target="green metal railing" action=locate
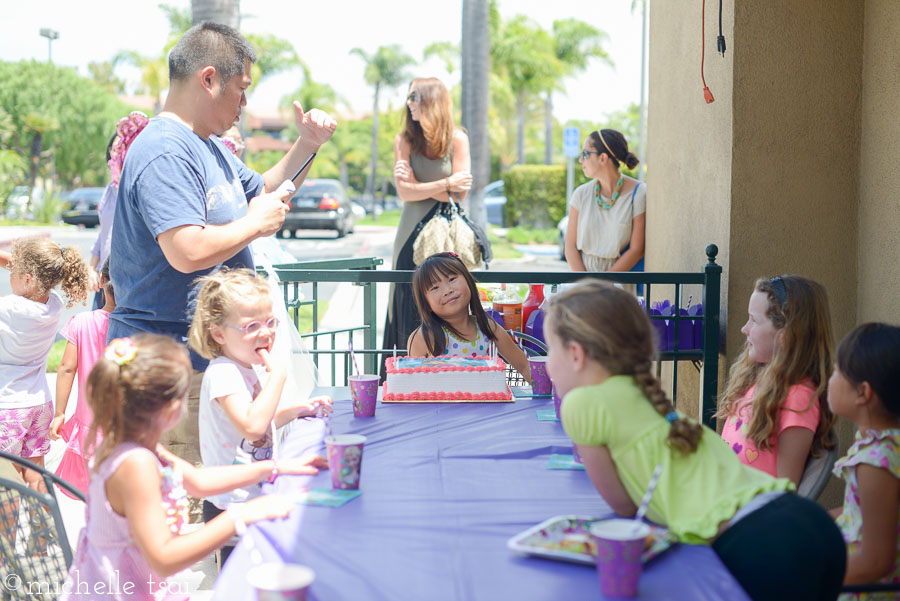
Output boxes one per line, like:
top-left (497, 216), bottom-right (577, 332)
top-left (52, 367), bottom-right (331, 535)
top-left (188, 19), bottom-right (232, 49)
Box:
top-left (264, 245), bottom-right (723, 427)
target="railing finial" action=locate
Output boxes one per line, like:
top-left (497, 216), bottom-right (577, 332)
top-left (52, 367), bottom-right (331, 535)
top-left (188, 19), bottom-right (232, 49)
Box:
top-left (705, 244), bottom-right (719, 265)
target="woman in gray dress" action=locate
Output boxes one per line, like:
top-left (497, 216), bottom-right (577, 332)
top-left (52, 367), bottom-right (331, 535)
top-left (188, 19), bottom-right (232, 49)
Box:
top-left (382, 77), bottom-right (472, 366)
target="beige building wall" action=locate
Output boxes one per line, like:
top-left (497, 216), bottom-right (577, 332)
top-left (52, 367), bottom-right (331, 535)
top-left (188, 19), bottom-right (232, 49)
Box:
top-left (858, 0), bottom-right (900, 323)
top-left (648, 0), bottom-right (868, 507)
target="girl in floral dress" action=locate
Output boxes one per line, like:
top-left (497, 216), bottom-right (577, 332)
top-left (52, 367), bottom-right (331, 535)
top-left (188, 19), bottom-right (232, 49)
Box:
top-left (60, 335), bottom-right (323, 600)
top-left (829, 323), bottom-right (900, 599)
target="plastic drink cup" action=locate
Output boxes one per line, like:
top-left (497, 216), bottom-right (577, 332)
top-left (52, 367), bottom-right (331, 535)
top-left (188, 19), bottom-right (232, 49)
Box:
top-left (589, 519), bottom-right (650, 598)
top-left (553, 386), bottom-right (563, 420)
top-left (529, 356), bottom-right (552, 396)
top-left (325, 434), bottom-right (367, 490)
top-left (349, 374), bottom-right (379, 417)
top-left (246, 562), bottom-right (315, 601)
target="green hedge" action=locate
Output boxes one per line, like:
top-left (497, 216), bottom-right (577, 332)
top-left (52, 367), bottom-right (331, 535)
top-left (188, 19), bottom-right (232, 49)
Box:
top-left (502, 165), bottom-right (589, 229)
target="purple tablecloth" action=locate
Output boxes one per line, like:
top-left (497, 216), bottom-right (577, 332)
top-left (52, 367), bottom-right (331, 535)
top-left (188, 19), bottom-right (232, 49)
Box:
top-left (212, 388), bottom-right (750, 601)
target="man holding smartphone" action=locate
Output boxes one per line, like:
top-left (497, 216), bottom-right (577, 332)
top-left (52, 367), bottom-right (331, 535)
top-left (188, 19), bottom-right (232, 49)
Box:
top-left (108, 21), bottom-right (336, 481)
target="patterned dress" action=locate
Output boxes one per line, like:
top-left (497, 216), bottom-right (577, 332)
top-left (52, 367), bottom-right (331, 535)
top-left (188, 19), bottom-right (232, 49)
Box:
top-left (61, 442), bottom-right (190, 601)
top-left (833, 429), bottom-right (900, 600)
top-left (441, 318), bottom-right (491, 358)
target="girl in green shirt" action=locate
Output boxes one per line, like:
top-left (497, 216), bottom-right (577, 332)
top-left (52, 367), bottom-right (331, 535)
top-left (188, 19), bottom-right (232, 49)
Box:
top-left (545, 280), bottom-right (845, 601)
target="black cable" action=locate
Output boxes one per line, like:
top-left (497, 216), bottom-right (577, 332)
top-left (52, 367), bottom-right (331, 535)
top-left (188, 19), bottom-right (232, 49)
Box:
top-left (717, 0), bottom-right (727, 56)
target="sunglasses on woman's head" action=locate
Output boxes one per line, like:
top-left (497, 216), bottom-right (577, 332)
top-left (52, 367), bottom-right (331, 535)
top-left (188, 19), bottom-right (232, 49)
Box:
top-left (224, 316), bottom-right (279, 335)
top-left (581, 149), bottom-right (601, 160)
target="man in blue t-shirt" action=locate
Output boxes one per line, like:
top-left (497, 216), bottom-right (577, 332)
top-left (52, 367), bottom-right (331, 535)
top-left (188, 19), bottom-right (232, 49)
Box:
top-left (108, 22), bottom-right (336, 468)
top-left (109, 22), bottom-right (336, 364)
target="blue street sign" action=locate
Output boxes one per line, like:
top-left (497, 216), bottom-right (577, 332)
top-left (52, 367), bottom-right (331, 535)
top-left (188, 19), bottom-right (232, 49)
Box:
top-left (563, 126), bottom-right (581, 158)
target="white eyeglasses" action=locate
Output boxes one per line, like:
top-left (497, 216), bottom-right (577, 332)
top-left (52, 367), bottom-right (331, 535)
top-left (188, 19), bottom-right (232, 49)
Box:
top-left (224, 317), bottom-right (279, 335)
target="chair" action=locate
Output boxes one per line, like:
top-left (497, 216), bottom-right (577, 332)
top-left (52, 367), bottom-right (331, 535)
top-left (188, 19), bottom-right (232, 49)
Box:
top-left (0, 450), bottom-right (84, 600)
top-left (796, 429), bottom-right (840, 500)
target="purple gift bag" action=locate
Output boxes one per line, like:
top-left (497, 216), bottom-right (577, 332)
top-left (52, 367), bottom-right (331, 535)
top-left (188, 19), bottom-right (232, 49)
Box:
top-left (524, 309), bottom-right (546, 353)
top-left (674, 308), bottom-right (696, 350)
top-left (651, 300), bottom-right (673, 351)
top-left (690, 303), bottom-right (704, 350)
top-left (486, 309), bottom-right (504, 328)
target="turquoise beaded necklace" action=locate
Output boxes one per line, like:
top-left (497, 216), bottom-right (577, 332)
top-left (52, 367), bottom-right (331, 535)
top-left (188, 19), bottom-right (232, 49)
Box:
top-left (594, 174), bottom-right (624, 210)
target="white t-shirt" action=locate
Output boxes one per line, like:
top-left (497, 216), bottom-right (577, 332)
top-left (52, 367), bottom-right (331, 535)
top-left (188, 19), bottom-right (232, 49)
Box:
top-left (0, 290), bottom-right (63, 408)
top-left (198, 356), bottom-right (273, 508)
top-left (570, 180), bottom-right (646, 262)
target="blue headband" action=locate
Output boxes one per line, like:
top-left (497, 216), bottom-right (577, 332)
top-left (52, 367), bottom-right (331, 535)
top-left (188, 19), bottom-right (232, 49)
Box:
top-left (770, 276), bottom-right (787, 305)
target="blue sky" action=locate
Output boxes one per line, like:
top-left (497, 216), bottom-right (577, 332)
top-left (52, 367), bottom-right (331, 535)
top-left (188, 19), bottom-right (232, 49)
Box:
top-left (0, 0), bottom-right (643, 123)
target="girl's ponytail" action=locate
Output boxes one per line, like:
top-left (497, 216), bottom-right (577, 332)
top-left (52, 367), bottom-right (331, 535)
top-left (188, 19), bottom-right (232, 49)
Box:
top-left (60, 245), bottom-right (89, 307)
top-left (85, 355), bottom-right (126, 468)
top-left (633, 360), bottom-right (702, 454)
top-left (86, 335), bottom-right (192, 469)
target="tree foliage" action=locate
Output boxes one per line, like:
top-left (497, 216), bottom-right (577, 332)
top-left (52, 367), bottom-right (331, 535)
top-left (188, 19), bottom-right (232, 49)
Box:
top-left (0, 60), bottom-right (132, 190)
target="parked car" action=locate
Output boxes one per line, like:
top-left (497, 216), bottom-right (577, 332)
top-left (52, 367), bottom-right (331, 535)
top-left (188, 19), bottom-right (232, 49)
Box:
top-left (61, 186), bottom-right (106, 227)
top-left (557, 215), bottom-right (568, 261)
top-left (280, 178), bottom-right (356, 238)
top-left (351, 201), bottom-right (367, 220)
top-left (483, 180), bottom-right (507, 227)
top-left (3, 185), bottom-right (42, 220)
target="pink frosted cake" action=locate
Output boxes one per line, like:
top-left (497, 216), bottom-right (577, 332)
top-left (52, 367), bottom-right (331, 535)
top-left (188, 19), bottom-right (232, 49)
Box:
top-left (383, 356), bottom-right (512, 402)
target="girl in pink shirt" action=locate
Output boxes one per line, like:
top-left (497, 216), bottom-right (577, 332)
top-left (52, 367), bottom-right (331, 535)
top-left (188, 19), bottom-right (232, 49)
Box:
top-left (50, 258), bottom-right (115, 497)
top-left (717, 275), bottom-right (836, 486)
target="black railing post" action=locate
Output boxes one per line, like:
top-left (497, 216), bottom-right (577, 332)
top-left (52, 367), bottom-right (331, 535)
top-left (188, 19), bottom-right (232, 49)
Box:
top-left (701, 244), bottom-right (722, 429)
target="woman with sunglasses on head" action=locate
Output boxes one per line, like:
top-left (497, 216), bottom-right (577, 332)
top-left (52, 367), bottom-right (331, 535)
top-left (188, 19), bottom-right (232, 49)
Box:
top-left (382, 77), bottom-right (472, 368)
top-left (565, 129), bottom-right (645, 277)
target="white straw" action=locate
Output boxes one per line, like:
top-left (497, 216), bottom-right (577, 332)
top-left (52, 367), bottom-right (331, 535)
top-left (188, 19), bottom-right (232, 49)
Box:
top-left (633, 463), bottom-right (663, 527)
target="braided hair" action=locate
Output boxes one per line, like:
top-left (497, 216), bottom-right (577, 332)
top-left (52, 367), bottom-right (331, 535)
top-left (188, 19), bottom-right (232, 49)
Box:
top-left (86, 334), bottom-right (192, 469)
top-left (547, 280), bottom-right (702, 454)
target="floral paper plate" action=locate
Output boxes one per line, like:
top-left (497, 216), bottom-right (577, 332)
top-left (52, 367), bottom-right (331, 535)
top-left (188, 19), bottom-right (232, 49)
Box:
top-left (507, 515), bottom-right (676, 565)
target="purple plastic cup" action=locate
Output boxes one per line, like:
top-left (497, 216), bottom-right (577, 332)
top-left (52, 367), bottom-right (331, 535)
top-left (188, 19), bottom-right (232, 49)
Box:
top-left (325, 434), bottom-right (367, 490)
top-left (529, 356), bottom-right (552, 396)
top-left (589, 519), bottom-right (650, 598)
top-left (246, 562), bottom-right (315, 601)
top-left (553, 386), bottom-right (563, 420)
top-left (349, 374), bottom-right (379, 417)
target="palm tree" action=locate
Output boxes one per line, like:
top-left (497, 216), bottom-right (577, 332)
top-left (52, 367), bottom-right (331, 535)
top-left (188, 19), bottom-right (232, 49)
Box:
top-left (245, 33), bottom-right (306, 95)
top-left (544, 19), bottom-right (610, 164)
top-left (190, 0), bottom-right (240, 28)
top-left (461, 0), bottom-right (491, 228)
top-left (350, 45), bottom-right (415, 210)
top-left (112, 50), bottom-right (169, 113)
top-left (492, 16), bottom-right (560, 165)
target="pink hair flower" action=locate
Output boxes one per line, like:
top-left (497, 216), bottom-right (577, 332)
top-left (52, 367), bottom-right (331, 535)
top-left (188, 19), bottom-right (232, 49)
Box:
top-left (108, 111), bottom-right (150, 186)
top-left (105, 338), bottom-right (138, 366)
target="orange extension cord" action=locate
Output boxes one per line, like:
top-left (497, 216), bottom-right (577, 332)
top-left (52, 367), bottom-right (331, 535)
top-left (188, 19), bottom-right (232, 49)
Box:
top-left (701, 0), bottom-right (715, 103)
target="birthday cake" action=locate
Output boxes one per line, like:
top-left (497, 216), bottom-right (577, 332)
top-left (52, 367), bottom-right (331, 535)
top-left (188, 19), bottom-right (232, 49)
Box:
top-left (383, 356), bottom-right (512, 402)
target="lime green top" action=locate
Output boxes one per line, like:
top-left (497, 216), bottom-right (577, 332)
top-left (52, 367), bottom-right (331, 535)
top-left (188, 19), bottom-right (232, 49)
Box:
top-left (561, 375), bottom-right (793, 544)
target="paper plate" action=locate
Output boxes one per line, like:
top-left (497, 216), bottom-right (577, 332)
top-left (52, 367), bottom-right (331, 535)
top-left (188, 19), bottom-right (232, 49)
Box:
top-left (507, 515), bottom-right (676, 565)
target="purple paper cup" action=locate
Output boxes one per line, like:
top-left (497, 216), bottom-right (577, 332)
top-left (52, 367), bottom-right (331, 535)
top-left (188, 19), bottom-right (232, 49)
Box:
top-left (247, 562), bottom-right (315, 601)
top-left (572, 442), bottom-right (583, 464)
top-left (325, 434), bottom-right (367, 490)
top-left (553, 386), bottom-right (563, 420)
top-left (529, 356), bottom-right (552, 396)
top-left (349, 374), bottom-right (380, 417)
top-left (589, 519), bottom-right (650, 599)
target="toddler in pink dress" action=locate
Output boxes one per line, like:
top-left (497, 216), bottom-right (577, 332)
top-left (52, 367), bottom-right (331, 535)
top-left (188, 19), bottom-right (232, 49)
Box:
top-left (50, 259), bottom-right (115, 497)
top-left (60, 335), bottom-right (324, 599)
